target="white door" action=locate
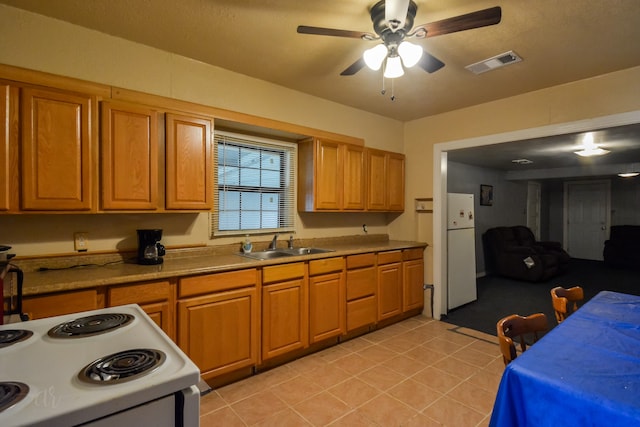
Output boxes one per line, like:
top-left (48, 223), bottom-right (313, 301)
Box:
top-left (564, 180), bottom-right (610, 260)
top-left (527, 181), bottom-right (541, 240)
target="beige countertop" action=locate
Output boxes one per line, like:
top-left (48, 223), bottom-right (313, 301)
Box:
top-left (20, 239), bottom-right (427, 296)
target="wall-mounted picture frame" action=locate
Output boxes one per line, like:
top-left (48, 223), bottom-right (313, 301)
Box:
top-left (480, 184), bottom-right (494, 206)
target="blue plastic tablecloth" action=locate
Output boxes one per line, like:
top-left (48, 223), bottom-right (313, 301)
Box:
top-left (489, 291), bottom-right (640, 427)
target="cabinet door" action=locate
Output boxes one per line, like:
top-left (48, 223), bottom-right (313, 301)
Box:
top-left (366, 148), bottom-right (387, 210)
top-left (403, 258), bottom-right (424, 312)
top-left (178, 287), bottom-right (258, 380)
top-left (378, 262), bottom-right (403, 321)
top-left (309, 271), bottom-right (345, 343)
top-left (101, 101), bottom-right (158, 210)
top-left (343, 144), bottom-right (366, 210)
top-left (314, 139), bottom-right (342, 210)
top-left (388, 152), bottom-right (405, 211)
top-left (107, 280), bottom-right (174, 340)
top-left (0, 84), bottom-right (9, 211)
top-left (21, 88), bottom-right (94, 211)
top-left (262, 278), bottom-right (308, 360)
top-left (165, 114), bottom-right (212, 210)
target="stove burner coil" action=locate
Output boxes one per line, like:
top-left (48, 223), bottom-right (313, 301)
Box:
top-left (0, 329), bottom-right (33, 348)
top-left (0, 382), bottom-right (29, 413)
top-left (48, 313), bottom-right (134, 338)
top-left (78, 349), bottom-right (166, 384)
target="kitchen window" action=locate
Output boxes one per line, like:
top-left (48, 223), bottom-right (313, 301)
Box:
top-left (212, 131), bottom-right (296, 237)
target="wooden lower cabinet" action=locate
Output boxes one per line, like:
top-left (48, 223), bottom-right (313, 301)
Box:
top-left (177, 269), bottom-right (259, 381)
top-left (403, 248), bottom-right (425, 312)
top-left (345, 253), bottom-right (377, 331)
top-left (107, 280), bottom-right (174, 340)
top-left (308, 257), bottom-right (345, 343)
top-left (261, 263), bottom-right (308, 360)
top-left (22, 289), bottom-right (101, 320)
top-left (377, 251), bottom-right (403, 321)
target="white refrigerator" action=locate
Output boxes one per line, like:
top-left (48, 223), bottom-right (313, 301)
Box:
top-left (447, 193), bottom-right (477, 310)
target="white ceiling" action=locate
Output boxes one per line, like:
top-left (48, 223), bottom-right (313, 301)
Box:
top-left (3, 0), bottom-right (640, 177)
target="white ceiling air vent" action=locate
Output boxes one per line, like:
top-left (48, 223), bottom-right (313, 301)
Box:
top-left (465, 50), bottom-right (522, 75)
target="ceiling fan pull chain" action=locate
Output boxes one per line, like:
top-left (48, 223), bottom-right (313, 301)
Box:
top-left (381, 64), bottom-right (387, 95)
top-left (390, 78), bottom-right (396, 101)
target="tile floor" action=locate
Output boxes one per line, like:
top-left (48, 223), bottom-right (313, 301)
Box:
top-left (199, 315), bottom-right (504, 426)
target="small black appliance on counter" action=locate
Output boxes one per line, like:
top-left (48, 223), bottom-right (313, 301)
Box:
top-left (136, 229), bottom-right (166, 265)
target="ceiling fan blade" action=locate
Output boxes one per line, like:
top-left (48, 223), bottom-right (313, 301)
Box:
top-left (417, 51), bottom-right (445, 73)
top-left (297, 25), bottom-right (375, 40)
top-left (385, 0), bottom-right (411, 29)
top-left (340, 58), bottom-right (367, 76)
top-left (414, 6), bottom-right (502, 38)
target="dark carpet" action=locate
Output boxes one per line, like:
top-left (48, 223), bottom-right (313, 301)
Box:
top-left (442, 259), bottom-right (640, 336)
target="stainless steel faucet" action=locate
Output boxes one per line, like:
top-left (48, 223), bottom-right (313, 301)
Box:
top-left (268, 234), bottom-right (278, 250)
top-left (288, 235), bottom-right (294, 249)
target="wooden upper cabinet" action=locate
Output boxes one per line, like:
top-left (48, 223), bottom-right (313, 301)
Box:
top-left (165, 113), bottom-right (212, 210)
top-left (366, 148), bottom-right (387, 211)
top-left (388, 152), bottom-right (405, 211)
top-left (298, 137), bottom-right (365, 211)
top-left (366, 148), bottom-right (405, 212)
top-left (0, 84), bottom-right (10, 211)
top-left (343, 144), bottom-right (366, 210)
top-left (313, 138), bottom-right (342, 210)
top-left (21, 87), bottom-right (94, 211)
top-left (101, 101), bottom-right (158, 210)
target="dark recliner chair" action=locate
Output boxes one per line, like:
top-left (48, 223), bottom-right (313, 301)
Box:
top-left (603, 225), bottom-right (640, 269)
top-left (483, 226), bottom-right (570, 282)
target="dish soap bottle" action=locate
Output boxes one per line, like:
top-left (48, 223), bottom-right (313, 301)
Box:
top-left (242, 235), bottom-right (252, 254)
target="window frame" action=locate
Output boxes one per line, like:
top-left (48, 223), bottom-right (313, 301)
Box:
top-left (211, 130), bottom-right (297, 237)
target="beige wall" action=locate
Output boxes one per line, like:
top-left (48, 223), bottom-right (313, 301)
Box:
top-left (0, 5), bottom-right (403, 256)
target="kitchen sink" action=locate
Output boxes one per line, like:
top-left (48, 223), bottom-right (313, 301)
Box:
top-left (277, 247), bottom-right (335, 256)
top-left (239, 247), bottom-right (334, 260)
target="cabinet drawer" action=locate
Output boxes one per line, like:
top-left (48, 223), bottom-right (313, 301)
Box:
top-left (346, 267), bottom-right (376, 300)
top-left (347, 296), bottom-right (376, 331)
top-left (179, 269), bottom-right (257, 298)
top-left (23, 289), bottom-right (100, 320)
top-left (346, 253), bottom-right (376, 269)
top-left (309, 257), bottom-right (344, 276)
top-left (109, 281), bottom-right (171, 305)
top-left (403, 248), bottom-right (424, 261)
top-left (378, 250), bottom-right (402, 265)
top-left (262, 262), bottom-right (305, 284)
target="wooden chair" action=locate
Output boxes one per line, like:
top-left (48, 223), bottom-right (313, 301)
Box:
top-left (550, 286), bottom-right (584, 323)
top-left (497, 313), bottom-right (548, 366)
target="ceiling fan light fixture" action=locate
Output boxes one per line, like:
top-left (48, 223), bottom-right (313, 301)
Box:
top-left (384, 56), bottom-right (404, 78)
top-left (363, 44), bottom-right (388, 70)
top-left (398, 41), bottom-right (422, 68)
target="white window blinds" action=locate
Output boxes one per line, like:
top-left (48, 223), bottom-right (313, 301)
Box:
top-left (212, 131), bottom-right (296, 237)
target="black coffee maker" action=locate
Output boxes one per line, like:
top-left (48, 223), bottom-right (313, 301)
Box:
top-left (136, 229), bottom-right (166, 265)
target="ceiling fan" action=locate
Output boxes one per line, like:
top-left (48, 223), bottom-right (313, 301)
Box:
top-left (297, 0), bottom-right (502, 78)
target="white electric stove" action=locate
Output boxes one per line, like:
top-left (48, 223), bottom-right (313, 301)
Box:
top-left (0, 304), bottom-right (200, 427)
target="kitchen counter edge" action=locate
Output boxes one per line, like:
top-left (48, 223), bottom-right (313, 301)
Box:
top-left (21, 241), bottom-right (427, 296)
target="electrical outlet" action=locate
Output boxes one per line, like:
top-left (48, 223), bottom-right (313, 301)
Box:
top-left (74, 232), bottom-right (89, 252)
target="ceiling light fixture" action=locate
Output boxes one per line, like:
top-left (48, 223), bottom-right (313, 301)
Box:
top-left (574, 132), bottom-right (610, 157)
top-left (511, 159), bottom-right (533, 165)
top-left (364, 40), bottom-right (423, 78)
top-left (618, 172), bottom-right (640, 178)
